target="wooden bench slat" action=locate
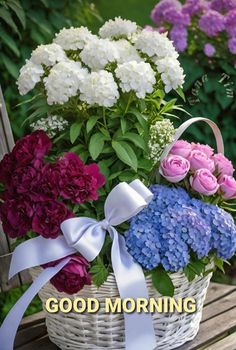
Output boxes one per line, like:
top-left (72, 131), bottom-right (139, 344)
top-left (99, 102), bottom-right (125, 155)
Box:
top-left (16, 335), bottom-right (58, 350)
top-left (15, 323), bottom-right (47, 348)
top-left (204, 333), bottom-right (236, 350)
top-left (204, 282), bottom-right (236, 305)
top-left (202, 289), bottom-right (236, 322)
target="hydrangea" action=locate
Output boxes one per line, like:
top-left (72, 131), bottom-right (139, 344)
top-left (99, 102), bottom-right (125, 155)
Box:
top-left (135, 29), bottom-right (178, 59)
top-left (17, 60), bottom-right (44, 95)
top-left (80, 38), bottom-right (119, 70)
top-left (115, 61), bottom-right (156, 99)
top-left (113, 39), bottom-right (142, 63)
top-left (30, 115), bottom-right (69, 137)
top-left (79, 70), bottom-right (119, 107)
top-left (170, 25), bottom-right (188, 52)
top-left (154, 57), bottom-right (185, 92)
top-left (148, 119), bottom-right (175, 163)
top-left (199, 10), bottom-right (225, 37)
top-left (125, 185), bottom-right (236, 272)
top-left (204, 43), bottom-right (216, 57)
top-left (53, 26), bottom-right (96, 50)
top-left (99, 17), bottom-right (137, 39)
top-left (30, 43), bottom-right (67, 66)
top-left (44, 61), bottom-right (88, 105)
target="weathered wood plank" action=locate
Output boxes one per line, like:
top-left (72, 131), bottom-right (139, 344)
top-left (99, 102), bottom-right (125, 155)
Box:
top-left (204, 333), bottom-right (236, 350)
top-left (16, 335), bottom-right (58, 350)
top-left (204, 282), bottom-right (236, 305)
top-left (202, 289), bottom-right (236, 322)
top-left (179, 306), bottom-right (236, 349)
top-left (19, 311), bottom-right (45, 329)
top-left (15, 323), bottom-right (47, 348)
top-left (0, 85), bottom-right (15, 154)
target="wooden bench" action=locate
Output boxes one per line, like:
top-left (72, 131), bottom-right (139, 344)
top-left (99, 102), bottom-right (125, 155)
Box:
top-left (1, 86), bottom-right (236, 350)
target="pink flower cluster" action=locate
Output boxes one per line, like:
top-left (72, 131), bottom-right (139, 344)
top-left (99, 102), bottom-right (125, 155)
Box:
top-left (160, 140), bottom-right (236, 198)
top-left (0, 130), bottom-right (105, 239)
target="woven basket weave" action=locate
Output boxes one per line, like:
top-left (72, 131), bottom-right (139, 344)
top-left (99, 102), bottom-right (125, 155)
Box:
top-left (30, 267), bottom-right (211, 350)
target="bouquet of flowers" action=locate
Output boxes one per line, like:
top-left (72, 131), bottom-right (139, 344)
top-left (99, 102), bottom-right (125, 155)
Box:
top-left (149, 0), bottom-right (236, 64)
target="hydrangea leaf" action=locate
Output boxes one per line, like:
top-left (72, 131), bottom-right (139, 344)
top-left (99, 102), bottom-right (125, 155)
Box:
top-left (112, 140), bottom-right (138, 171)
top-left (70, 122), bottom-right (83, 144)
top-left (89, 132), bottom-right (105, 160)
top-left (151, 268), bottom-right (174, 297)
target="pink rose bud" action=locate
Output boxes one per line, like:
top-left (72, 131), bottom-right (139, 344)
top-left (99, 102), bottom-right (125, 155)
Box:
top-left (170, 140), bottom-right (192, 158)
top-left (191, 143), bottom-right (214, 157)
top-left (219, 175), bottom-right (236, 199)
top-left (190, 169), bottom-right (219, 196)
top-left (160, 155), bottom-right (190, 183)
top-left (188, 150), bottom-right (215, 172)
top-left (213, 153), bottom-right (235, 176)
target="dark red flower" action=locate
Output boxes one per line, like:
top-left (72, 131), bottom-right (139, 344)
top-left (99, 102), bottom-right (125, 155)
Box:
top-left (32, 201), bottom-right (74, 239)
top-left (43, 255), bottom-right (91, 294)
top-left (12, 130), bottom-right (52, 168)
top-left (0, 153), bottom-right (16, 186)
top-left (0, 197), bottom-right (34, 238)
top-left (57, 152), bottom-right (105, 203)
top-left (11, 165), bottom-right (39, 195)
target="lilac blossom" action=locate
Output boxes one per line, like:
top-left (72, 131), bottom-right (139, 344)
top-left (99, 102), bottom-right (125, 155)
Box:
top-left (170, 25), bottom-right (188, 52)
top-left (204, 43), bottom-right (216, 57)
top-left (199, 10), bottom-right (225, 37)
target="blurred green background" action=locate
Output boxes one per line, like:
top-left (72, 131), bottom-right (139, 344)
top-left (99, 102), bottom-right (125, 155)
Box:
top-left (0, 0), bottom-right (235, 322)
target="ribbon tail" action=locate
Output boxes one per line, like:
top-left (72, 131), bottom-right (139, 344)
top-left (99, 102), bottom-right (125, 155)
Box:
top-left (0, 258), bottom-right (71, 350)
top-left (110, 227), bottom-right (156, 350)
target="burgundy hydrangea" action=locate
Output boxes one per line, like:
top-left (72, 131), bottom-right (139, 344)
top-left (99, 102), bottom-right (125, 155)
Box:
top-left (0, 197), bottom-right (34, 238)
top-left (57, 152), bottom-right (105, 203)
top-left (12, 130), bottom-right (52, 168)
top-left (32, 201), bottom-right (74, 239)
top-left (43, 255), bottom-right (92, 294)
top-left (170, 25), bottom-right (188, 52)
top-left (199, 10), bottom-right (225, 37)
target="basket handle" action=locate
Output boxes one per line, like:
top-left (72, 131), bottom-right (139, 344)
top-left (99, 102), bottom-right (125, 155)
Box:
top-left (160, 117), bottom-right (224, 162)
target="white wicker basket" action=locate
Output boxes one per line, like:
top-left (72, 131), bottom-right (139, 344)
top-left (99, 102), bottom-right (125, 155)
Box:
top-left (30, 267), bottom-right (211, 350)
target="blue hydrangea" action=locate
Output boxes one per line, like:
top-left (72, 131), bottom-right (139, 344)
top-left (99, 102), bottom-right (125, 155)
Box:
top-left (125, 185), bottom-right (236, 272)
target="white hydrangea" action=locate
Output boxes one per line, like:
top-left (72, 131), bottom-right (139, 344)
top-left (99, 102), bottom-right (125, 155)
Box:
top-left (30, 115), bottom-right (69, 137)
top-left (80, 70), bottom-right (119, 107)
top-left (115, 61), bottom-right (156, 99)
top-left (53, 26), bottom-right (96, 50)
top-left (44, 61), bottom-right (88, 105)
top-left (80, 38), bottom-right (119, 70)
top-left (30, 43), bottom-right (67, 67)
top-left (135, 29), bottom-right (178, 59)
top-left (17, 60), bottom-right (44, 95)
top-left (154, 57), bottom-right (185, 93)
top-left (148, 119), bottom-right (175, 162)
top-left (99, 17), bottom-right (137, 39)
top-left (113, 39), bottom-right (142, 64)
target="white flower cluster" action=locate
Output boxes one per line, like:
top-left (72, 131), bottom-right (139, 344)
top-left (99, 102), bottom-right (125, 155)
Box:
top-left (148, 119), bottom-right (175, 163)
top-left (99, 17), bottom-right (137, 39)
top-left (115, 61), bottom-right (156, 98)
top-left (30, 115), bottom-right (68, 137)
top-left (17, 18), bottom-right (185, 106)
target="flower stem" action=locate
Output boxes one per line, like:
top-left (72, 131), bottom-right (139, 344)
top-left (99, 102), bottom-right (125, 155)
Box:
top-left (103, 107), bottom-right (107, 128)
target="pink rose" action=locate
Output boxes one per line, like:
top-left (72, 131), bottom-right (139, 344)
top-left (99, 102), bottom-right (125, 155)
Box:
top-left (188, 150), bottom-right (215, 172)
top-left (213, 153), bottom-right (234, 176)
top-left (190, 169), bottom-right (219, 196)
top-left (58, 152), bottom-right (105, 203)
top-left (43, 255), bottom-right (91, 294)
top-left (191, 143), bottom-right (214, 157)
top-left (0, 197), bottom-right (34, 238)
top-left (170, 140), bottom-right (192, 158)
top-left (32, 201), bottom-right (74, 239)
top-left (12, 130), bottom-right (52, 168)
top-left (219, 175), bottom-right (236, 199)
top-left (160, 155), bottom-right (190, 183)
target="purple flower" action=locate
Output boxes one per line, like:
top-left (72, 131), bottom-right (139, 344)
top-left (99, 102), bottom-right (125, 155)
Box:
top-left (183, 0), bottom-right (209, 15)
top-left (204, 43), bottom-right (216, 57)
top-left (199, 10), bottom-right (225, 37)
top-left (211, 0), bottom-right (236, 11)
top-left (170, 25), bottom-right (188, 52)
top-left (228, 37), bottom-right (236, 54)
top-left (151, 0), bottom-right (182, 25)
top-left (164, 8), bottom-right (190, 26)
top-left (225, 10), bottom-right (236, 37)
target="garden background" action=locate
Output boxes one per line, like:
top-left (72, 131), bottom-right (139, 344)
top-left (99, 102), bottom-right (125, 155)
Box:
top-left (0, 0), bottom-right (236, 321)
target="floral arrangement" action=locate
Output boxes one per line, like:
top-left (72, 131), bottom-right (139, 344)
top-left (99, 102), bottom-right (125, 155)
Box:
top-left (0, 131), bottom-right (105, 294)
top-left (126, 138), bottom-right (236, 295)
top-left (149, 0), bottom-right (236, 63)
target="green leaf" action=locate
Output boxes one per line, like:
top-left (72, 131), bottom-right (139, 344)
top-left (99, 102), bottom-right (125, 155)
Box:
top-left (86, 116), bottom-right (99, 133)
top-left (112, 141), bottom-right (138, 171)
top-left (152, 268), bottom-right (174, 297)
top-left (0, 27), bottom-right (20, 56)
top-left (121, 118), bottom-right (127, 134)
top-left (90, 257), bottom-right (109, 287)
top-left (176, 87), bottom-right (186, 102)
top-left (138, 158), bottom-right (153, 171)
top-left (119, 170), bottom-right (137, 182)
top-left (183, 266), bottom-right (196, 282)
top-left (89, 133), bottom-right (105, 160)
top-left (120, 132), bottom-right (147, 151)
top-left (0, 7), bottom-right (19, 34)
top-left (129, 109), bottom-right (148, 131)
top-left (70, 122), bottom-right (82, 144)
top-left (98, 160), bottom-right (110, 180)
top-left (188, 260), bottom-right (205, 276)
top-left (214, 256), bottom-right (225, 273)
top-left (7, 0), bottom-right (26, 28)
top-left (1, 54), bottom-right (18, 78)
